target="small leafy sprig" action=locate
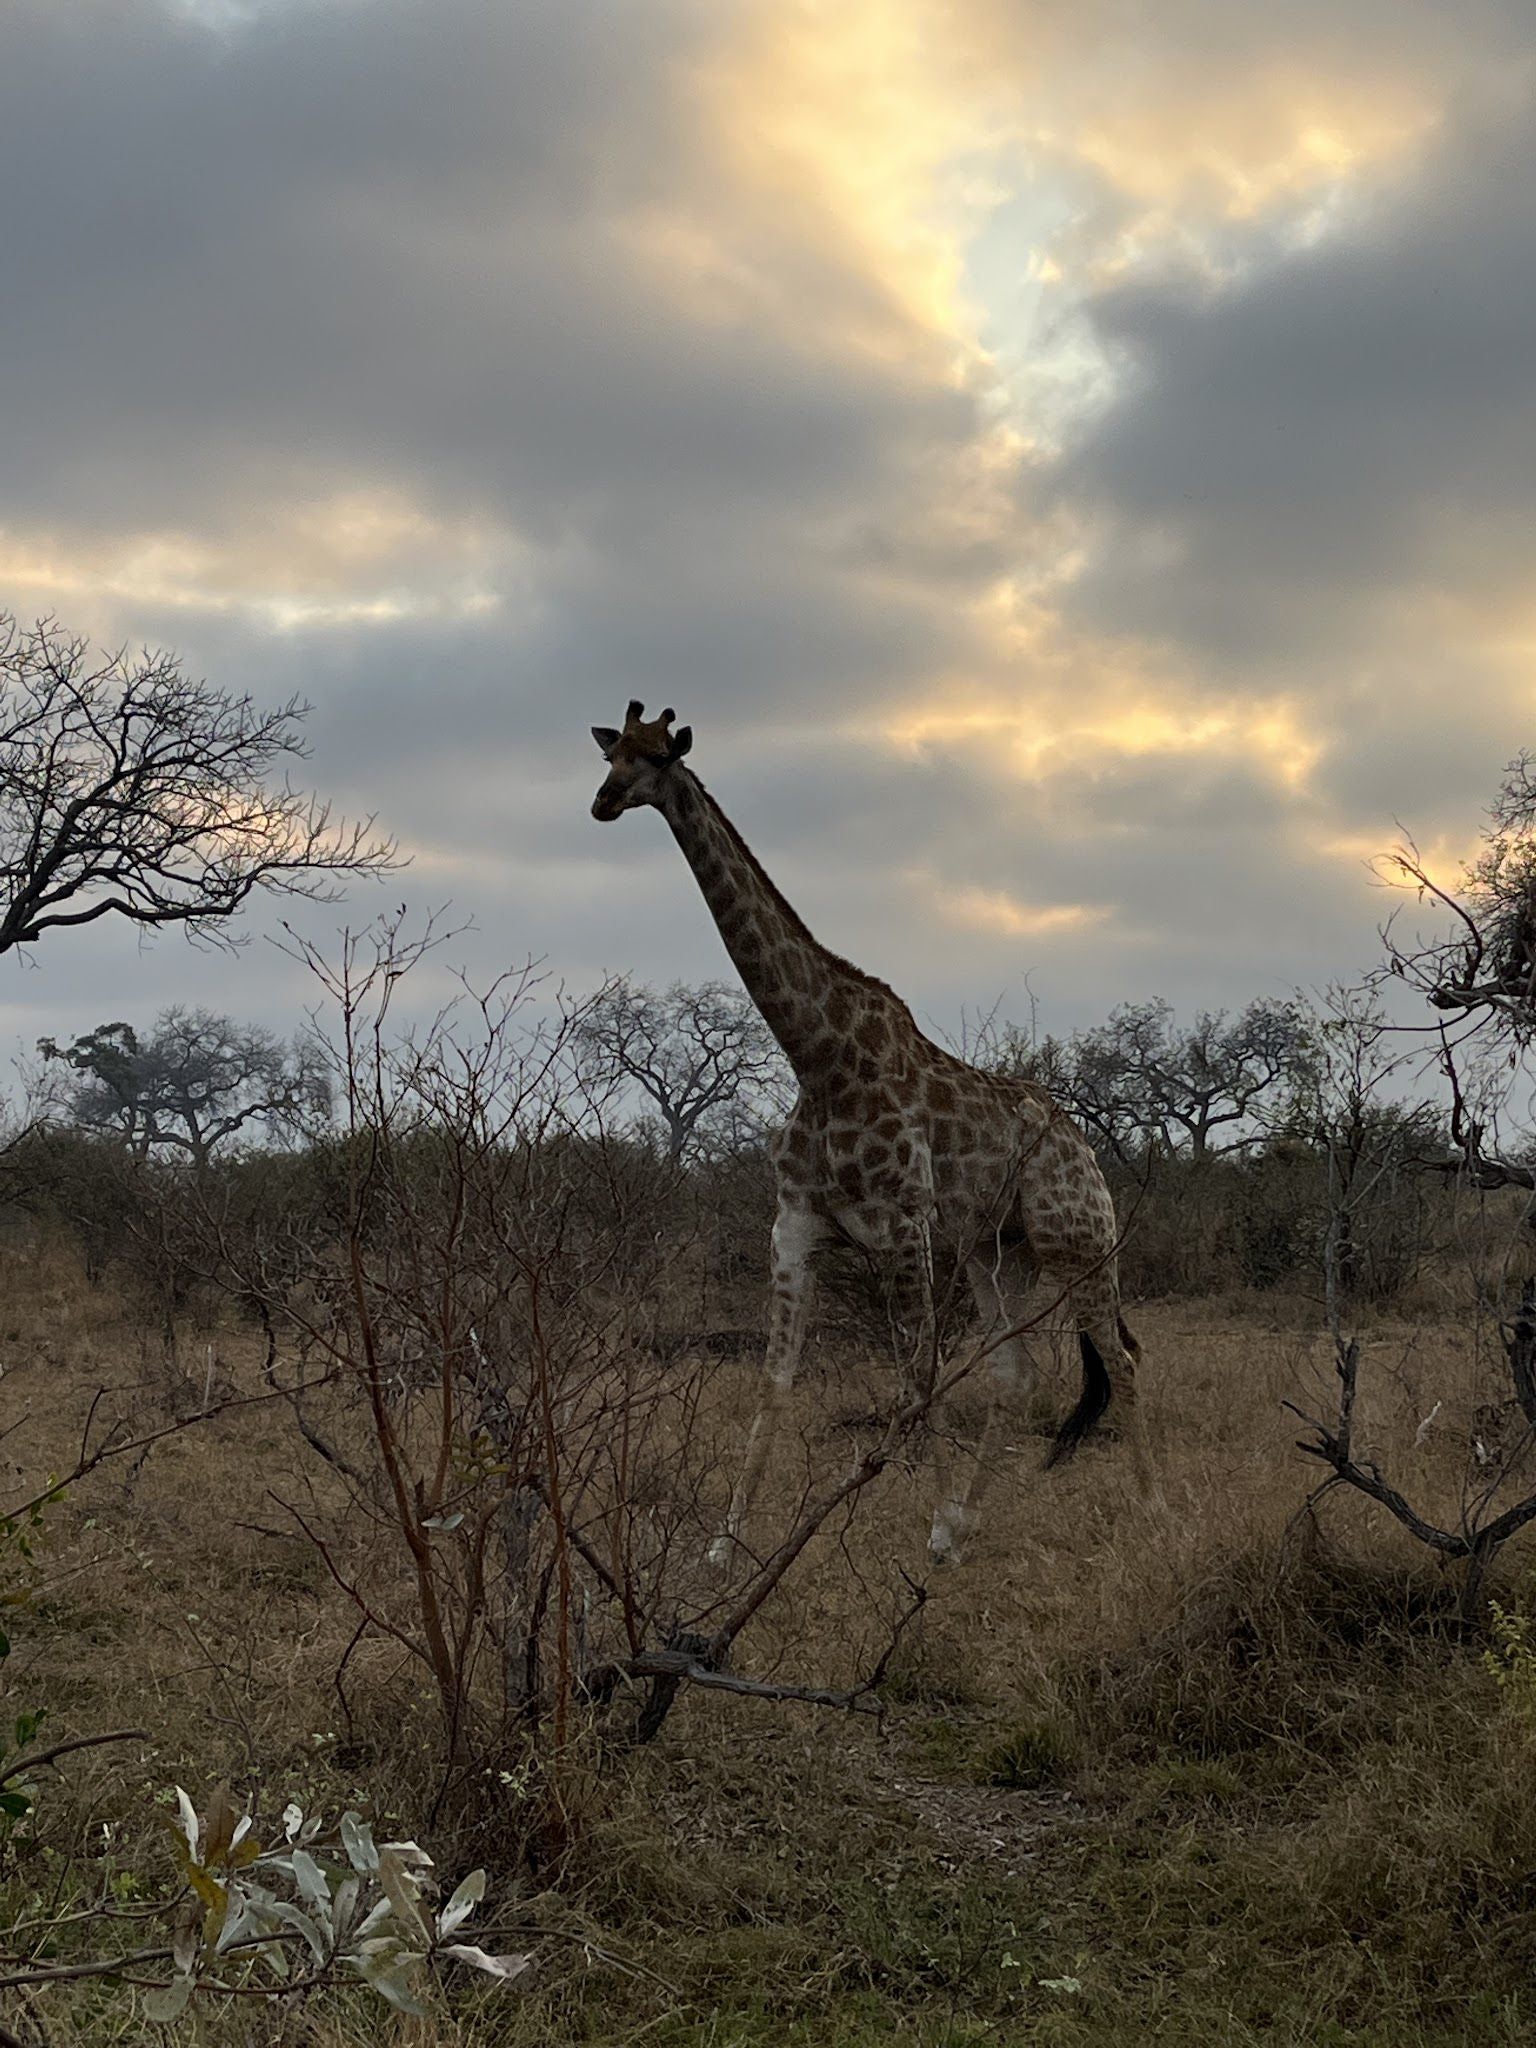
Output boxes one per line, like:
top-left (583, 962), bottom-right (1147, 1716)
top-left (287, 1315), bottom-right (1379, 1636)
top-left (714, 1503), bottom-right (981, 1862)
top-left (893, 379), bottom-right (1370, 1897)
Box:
top-left (0, 1487), bottom-right (58, 1830)
top-left (1484, 1600), bottom-right (1536, 1731)
top-left (147, 1787), bottom-right (531, 2021)
top-left (0, 1709), bottom-right (45, 1824)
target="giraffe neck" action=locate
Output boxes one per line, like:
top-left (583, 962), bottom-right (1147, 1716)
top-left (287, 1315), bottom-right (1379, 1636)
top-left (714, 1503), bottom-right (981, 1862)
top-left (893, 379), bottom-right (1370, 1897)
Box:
top-left (657, 770), bottom-right (859, 1078)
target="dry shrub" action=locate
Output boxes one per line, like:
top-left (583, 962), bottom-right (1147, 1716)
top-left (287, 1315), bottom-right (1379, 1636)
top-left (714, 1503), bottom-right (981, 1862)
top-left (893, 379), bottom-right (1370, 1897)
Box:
top-left (1066, 1528), bottom-right (1464, 1771)
top-left (14, 1066), bottom-right (1536, 2041)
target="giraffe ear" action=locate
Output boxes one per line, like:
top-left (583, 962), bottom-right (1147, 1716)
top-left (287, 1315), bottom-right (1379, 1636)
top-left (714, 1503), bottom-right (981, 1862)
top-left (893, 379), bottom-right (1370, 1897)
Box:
top-left (669, 725), bottom-right (693, 761)
top-left (591, 726), bottom-right (621, 754)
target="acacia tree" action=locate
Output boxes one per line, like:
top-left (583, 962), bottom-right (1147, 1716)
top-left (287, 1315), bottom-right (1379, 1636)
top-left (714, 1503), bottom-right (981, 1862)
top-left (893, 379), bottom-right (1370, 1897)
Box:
top-left (0, 615), bottom-right (393, 960)
top-left (1067, 996), bottom-right (1314, 1159)
top-left (39, 1008), bottom-right (329, 1169)
top-left (575, 978), bottom-right (791, 1161)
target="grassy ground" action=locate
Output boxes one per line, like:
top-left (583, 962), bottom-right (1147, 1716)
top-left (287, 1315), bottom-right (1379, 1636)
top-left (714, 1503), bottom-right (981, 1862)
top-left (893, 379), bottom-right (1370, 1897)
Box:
top-left (4, 1239), bottom-right (1536, 2045)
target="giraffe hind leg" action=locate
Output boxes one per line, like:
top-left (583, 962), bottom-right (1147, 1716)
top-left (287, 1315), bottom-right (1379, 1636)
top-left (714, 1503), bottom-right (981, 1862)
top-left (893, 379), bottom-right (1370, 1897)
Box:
top-left (929, 1247), bottom-right (1038, 1566)
top-left (1050, 1288), bottom-right (1152, 1492)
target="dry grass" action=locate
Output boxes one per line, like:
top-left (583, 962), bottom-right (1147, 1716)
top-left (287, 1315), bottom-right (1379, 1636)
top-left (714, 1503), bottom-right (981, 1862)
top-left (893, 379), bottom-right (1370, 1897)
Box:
top-left (5, 1233), bottom-right (1536, 2045)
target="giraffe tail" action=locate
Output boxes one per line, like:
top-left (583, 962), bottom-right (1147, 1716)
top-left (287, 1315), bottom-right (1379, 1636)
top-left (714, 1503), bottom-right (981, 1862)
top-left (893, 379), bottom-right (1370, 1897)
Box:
top-left (1045, 1330), bottom-right (1113, 1468)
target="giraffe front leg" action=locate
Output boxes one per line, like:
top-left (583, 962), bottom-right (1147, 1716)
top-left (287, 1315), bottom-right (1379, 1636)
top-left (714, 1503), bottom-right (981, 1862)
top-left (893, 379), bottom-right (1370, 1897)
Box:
top-left (929, 1246), bottom-right (1039, 1567)
top-left (707, 1203), bottom-right (826, 1570)
top-left (882, 1213), bottom-right (938, 1411)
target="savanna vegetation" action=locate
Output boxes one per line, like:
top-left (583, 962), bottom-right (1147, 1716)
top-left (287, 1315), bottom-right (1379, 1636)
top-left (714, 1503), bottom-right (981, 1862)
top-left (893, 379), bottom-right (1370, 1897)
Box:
top-left (6, 621), bottom-right (1536, 2046)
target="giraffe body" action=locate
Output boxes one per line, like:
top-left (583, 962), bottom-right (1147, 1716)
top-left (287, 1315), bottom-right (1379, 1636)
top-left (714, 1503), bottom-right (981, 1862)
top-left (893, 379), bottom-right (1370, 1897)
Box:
top-left (589, 704), bottom-right (1140, 1566)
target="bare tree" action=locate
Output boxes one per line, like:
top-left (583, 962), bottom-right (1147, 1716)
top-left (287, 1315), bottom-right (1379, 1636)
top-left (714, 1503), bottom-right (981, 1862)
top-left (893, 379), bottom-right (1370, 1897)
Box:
top-left (1381, 754), bottom-right (1536, 1201)
top-left (172, 925), bottom-right (929, 1796)
top-left (952, 1002), bottom-right (1076, 1099)
top-left (1066, 997), bottom-right (1313, 1160)
top-left (1289, 776), bottom-right (1536, 1618)
top-left (575, 977), bottom-right (791, 1161)
top-left (0, 615), bottom-right (394, 960)
top-left (1289, 986), bottom-right (1441, 1299)
top-left (1389, 754), bottom-right (1536, 1040)
top-left (39, 1007), bottom-right (329, 1169)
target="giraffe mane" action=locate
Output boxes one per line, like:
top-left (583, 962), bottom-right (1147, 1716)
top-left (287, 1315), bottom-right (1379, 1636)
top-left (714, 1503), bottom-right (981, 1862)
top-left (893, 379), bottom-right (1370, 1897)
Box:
top-left (685, 767), bottom-right (919, 1020)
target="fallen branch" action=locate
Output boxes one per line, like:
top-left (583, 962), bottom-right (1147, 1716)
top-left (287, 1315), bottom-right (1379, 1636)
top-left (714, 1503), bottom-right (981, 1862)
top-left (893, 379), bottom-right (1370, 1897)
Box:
top-left (628, 1647), bottom-right (885, 1716)
top-left (0, 1728), bottom-right (147, 1787)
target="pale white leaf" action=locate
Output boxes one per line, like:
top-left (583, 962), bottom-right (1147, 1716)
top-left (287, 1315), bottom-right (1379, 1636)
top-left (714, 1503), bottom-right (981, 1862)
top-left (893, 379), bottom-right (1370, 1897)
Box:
top-left (263, 1897), bottom-right (331, 1962)
top-left (217, 1895), bottom-right (248, 1954)
top-left (340, 1810), bottom-right (377, 1874)
top-left (350, 1942), bottom-right (430, 2016)
top-left (143, 1974), bottom-right (193, 2023)
top-left (381, 1837), bottom-right (434, 1869)
top-left (281, 1801), bottom-right (303, 1842)
top-left (171, 1912), bottom-right (199, 1975)
top-left (258, 1938), bottom-right (289, 1980)
top-left (351, 1895), bottom-right (396, 1944)
top-left (173, 1786), bottom-right (200, 1857)
top-left (436, 1867), bottom-right (486, 1938)
top-left (442, 1942), bottom-right (534, 1983)
top-left (289, 1847), bottom-right (331, 1913)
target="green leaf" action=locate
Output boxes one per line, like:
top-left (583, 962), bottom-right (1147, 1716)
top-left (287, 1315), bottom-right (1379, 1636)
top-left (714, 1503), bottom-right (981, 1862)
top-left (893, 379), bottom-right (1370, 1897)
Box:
top-left (377, 1846), bottom-right (431, 1944)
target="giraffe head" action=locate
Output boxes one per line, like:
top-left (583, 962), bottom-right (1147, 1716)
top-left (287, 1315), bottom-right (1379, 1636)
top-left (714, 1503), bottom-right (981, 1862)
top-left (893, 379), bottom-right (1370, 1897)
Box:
top-left (590, 700), bottom-right (693, 821)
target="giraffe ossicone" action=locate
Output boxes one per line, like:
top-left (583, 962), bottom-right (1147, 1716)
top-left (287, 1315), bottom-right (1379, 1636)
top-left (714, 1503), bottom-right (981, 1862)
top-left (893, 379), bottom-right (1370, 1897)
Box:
top-left (589, 704), bottom-right (1143, 1568)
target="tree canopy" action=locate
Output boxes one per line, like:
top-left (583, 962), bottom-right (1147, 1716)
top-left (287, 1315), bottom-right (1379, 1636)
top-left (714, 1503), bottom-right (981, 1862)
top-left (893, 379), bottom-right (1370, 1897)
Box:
top-left (0, 615), bottom-right (394, 961)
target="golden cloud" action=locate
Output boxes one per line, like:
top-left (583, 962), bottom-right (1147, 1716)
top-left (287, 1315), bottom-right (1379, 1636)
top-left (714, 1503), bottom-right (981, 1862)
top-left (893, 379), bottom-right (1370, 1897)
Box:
top-left (0, 489), bottom-right (527, 632)
top-left (921, 878), bottom-right (1111, 939)
top-left (686, 0), bottom-right (1443, 390)
top-left (889, 690), bottom-right (1323, 791)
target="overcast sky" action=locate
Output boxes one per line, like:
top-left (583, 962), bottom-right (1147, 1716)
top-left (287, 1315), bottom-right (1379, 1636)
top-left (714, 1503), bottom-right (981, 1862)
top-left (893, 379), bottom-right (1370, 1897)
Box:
top-left (3, 0), bottom-right (1531, 1058)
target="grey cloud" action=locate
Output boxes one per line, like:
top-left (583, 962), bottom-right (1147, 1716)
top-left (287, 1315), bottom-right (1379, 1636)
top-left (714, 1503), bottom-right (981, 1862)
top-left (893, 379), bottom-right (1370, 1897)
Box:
top-left (1, 0), bottom-right (1527, 1064)
top-left (1056, 102), bottom-right (1536, 663)
top-left (1, 0), bottom-right (962, 543)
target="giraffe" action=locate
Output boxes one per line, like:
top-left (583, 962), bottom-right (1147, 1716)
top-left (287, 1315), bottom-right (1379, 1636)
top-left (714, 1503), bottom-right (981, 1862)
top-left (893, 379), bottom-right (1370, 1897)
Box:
top-left (589, 702), bottom-right (1142, 1566)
